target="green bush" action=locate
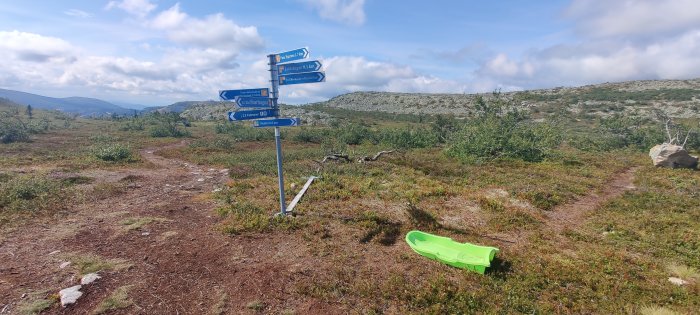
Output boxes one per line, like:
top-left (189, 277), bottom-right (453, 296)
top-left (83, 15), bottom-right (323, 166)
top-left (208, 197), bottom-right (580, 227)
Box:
top-left (147, 112), bottom-right (190, 138)
top-left (0, 175), bottom-right (63, 212)
top-left (119, 118), bottom-right (145, 131)
top-left (149, 123), bottom-right (190, 138)
top-left (215, 123), bottom-right (274, 141)
top-left (0, 110), bottom-right (30, 143)
top-left (568, 114), bottom-right (665, 152)
top-left (292, 127), bottom-right (331, 143)
top-left (380, 128), bottom-right (440, 149)
top-left (446, 95), bottom-right (561, 163)
top-left (92, 143), bottom-right (134, 162)
top-left (336, 123), bottom-right (378, 145)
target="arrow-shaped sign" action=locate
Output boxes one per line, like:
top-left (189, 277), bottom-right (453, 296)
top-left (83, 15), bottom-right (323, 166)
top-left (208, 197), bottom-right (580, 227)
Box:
top-left (220, 88), bottom-right (269, 100)
top-left (279, 72), bottom-right (325, 86)
top-left (254, 118), bottom-right (300, 128)
top-left (274, 48), bottom-right (309, 64)
top-left (228, 109), bottom-right (278, 121)
top-left (278, 60), bottom-right (322, 75)
top-left (235, 97), bottom-right (273, 108)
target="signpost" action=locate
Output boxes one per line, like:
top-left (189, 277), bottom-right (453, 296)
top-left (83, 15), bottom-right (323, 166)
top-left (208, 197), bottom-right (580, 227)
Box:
top-left (234, 97), bottom-right (272, 108)
top-left (254, 118), bottom-right (300, 128)
top-left (220, 46), bottom-right (325, 216)
top-left (219, 88), bottom-right (269, 100)
top-left (278, 60), bottom-right (322, 75)
top-left (227, 109), bottom-right (278, 121)
top-left (273, 47), bottom-right (309, 63)
top-left (279, 72), bottom-right (326, 86)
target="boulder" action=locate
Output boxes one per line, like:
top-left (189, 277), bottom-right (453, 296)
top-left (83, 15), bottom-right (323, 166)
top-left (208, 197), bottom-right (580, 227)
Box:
top-left (649, 144), bottom-right (698, 169)
top-left (59, 285), bottom-right (83, 307)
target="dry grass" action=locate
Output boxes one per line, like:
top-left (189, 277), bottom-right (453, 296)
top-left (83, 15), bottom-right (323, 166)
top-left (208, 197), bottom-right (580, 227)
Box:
top-left (66, 253), bottom-right (131, 275)
top-left (93, 285), bottom-right (133, 314)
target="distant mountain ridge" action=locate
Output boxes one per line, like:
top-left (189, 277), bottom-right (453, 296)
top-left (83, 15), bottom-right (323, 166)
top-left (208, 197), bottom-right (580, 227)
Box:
top-left (0, 89), bottom-right (132, 117)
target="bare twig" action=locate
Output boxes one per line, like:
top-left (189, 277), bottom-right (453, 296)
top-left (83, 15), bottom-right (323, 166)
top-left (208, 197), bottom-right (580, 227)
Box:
top-left (665, 119), bottom-right (674, 144)
top-left (357, 150), bottom-right (395, 163)
top-left (681, 129), bottom-right (693, 148)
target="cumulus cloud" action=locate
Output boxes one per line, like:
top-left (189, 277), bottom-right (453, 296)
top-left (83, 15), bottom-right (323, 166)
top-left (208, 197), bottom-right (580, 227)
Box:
top-left (151, 4), bottom-right (264, 51)
top-left (280, 56), bottom-right (468, 103)
top-left (0, 31), bottom-right (76, 63)
top-left (301, 0), bottom-right (366, 26)
top-left (566, 0), bottom-right (700, 40)
top-left (474, 0), bottom-right (700, 90)
top-left (0, 30), bottom-right (253, 101)
top-left (106, 0), bottom-right (156, 18)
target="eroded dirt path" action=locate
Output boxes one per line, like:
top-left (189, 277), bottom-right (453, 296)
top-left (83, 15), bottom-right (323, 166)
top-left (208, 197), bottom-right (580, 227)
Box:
top-left (545, 167), bottom-right (638, 233)
top-left (484, 167), bottom-right (639, 248)
top-left (0, 141), bottom-right (347, 314)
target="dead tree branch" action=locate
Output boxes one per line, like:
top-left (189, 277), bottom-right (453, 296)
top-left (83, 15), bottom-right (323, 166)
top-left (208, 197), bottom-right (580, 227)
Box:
top-left (357, 150), bottom-right (395, 163)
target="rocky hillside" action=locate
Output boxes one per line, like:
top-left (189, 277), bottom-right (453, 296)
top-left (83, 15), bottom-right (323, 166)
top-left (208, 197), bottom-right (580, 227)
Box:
top-left (179, 102), bottom-right (333, 125)
top-left (318, 79), bottom-right (700, 118)
top-left (156, 78), bottom-right (700, 122)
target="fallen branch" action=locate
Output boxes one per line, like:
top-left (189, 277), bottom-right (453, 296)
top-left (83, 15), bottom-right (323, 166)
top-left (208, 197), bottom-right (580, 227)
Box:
top-left (317, 153), bottom-right (351, 164)
top-left (357, 150), bottom-right (395, 163)
top-left (313, 150), bottom-right (395, 172)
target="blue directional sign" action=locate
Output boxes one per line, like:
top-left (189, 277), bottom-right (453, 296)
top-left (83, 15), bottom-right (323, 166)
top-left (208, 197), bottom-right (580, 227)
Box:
top-left (279, 72), bottom-right (325, 86)
top-left (274, 48), bottom-right (309, 64)
top-left (228, 109), bottom-right (278, 121)
top-left (254, 118), bottom-right (300, 128)
top-left (278, 60), bottom-right (322, 75)
top-left (220, 88), bottom-right (269, 100)
top-left (235, 97), bottom-right (272, 108)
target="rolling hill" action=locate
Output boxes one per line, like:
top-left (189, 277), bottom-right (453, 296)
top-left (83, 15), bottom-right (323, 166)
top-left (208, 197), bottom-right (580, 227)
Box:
top-left (0, 89), bottom-right (132, 117)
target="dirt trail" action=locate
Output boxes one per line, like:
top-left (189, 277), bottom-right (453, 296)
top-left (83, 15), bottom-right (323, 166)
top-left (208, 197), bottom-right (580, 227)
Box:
top-left (0, 141), bottom-right (344, 314)
top-left (485, 167), bottom-right (639, 247)
top-left (545, 167), bottom-right (638, 232)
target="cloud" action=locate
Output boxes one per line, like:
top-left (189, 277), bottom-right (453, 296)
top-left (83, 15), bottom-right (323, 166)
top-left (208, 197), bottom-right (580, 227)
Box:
top-left (301, 0), bottom-right (366, 26)
top-left (106, 0), bottom-right (156, 18)
top-left (472, 0), bottom-right (700, 90)
top-left (64, 9), bottom-right (92, 18)
top-left (151, 4), bottom-right (264, 51)
top-left (280, 56), bottom-right (469, 103)
top-left (477, 30), bottom-right (700, 89)
top-left (566, 0), bottom-right (700, 40)
top-left (0, 30), bottom-right (76, 63)
top-left (0, 30), bottom-right (252, 101)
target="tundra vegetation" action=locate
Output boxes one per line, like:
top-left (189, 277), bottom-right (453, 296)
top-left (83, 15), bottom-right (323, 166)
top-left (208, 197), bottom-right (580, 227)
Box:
top-left (1, 90), bottom-right (698, 314)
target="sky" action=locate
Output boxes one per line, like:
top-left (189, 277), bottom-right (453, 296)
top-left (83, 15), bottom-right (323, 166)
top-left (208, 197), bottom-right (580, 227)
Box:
top-left (1, 0), bottom-right (700, 107)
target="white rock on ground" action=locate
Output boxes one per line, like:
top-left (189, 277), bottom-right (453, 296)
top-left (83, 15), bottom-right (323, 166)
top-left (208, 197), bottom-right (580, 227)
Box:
top-left (81, 273), bottom-right (101, 285)
top-left (59, 261), bottom-right (71, 269)
top-left (649, 144), bottom-right (699, 169)
top-left (59, 285), bottom-right (83, 307)
top-left (668, 277), bottom-right (689, 286)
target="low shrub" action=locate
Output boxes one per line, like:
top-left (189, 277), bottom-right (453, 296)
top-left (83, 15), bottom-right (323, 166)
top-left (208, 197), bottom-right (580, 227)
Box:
top-left (0, 175), bottom-right (63, 212)
top-left (92, 143), bottom-right (134, 162)
top-left (446, 95), bottom-right (561, 163)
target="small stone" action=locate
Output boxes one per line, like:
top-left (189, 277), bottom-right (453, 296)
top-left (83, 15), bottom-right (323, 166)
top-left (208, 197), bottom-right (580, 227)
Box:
top-left (141, 232), bottom-right (150, 236)
top-left (197, 178), bottom-right (205, 182)
top-left (59, 261), bottom-right (71, 269)
top-left (213, 188), bottom-right (222, 193)
top-left (59, 285), bottom-right (83, 306)
top-left (668, 277), bottom-right (688, 286)
top-left (147, 151), bottom-right (153, 154)
top-left (81, 273), bottom-right (101, 285)
top-left (208, 168), bottom-right (216, 172)
top-left (48, 250), bottom-right (61, 255)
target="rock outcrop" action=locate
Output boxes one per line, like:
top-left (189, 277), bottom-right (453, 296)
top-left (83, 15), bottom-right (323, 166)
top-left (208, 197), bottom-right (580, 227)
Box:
top-left (649, 144), bottom-right (698, 169)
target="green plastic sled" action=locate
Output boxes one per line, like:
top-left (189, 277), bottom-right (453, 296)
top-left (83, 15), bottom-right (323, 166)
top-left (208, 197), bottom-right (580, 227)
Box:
top-left (405, 230), bottom-right (499, 274)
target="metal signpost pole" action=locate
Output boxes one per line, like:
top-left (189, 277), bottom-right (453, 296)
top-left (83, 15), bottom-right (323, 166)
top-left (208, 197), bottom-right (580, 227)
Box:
top-left (268, 54), bottom-right (286, 216)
